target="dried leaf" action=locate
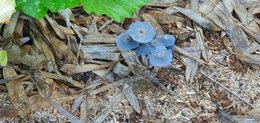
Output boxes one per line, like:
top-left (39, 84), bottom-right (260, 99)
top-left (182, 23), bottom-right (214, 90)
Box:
top-left (13, 19), bottom-right (24, 39)
top-left (33, 74), bottom-right (54, 98)
top-left (45, 15), bottom-right (66, 39)
top-left (29, 91), bottom-right (78, 112)
top-left (43, 97), bottom-right (80, 123)
top-left (47, 34), bottom-right (77, 64)
top-left (3, 66), bottom-right (30, 118)
top-left (3, 12), bottom-right (19, 38)
top-left (31, 31), bottom-right (57, 71)
top-left (60, 64), bottom-right (111, 74)
top-left (39, 71), bottom-right (85, 88)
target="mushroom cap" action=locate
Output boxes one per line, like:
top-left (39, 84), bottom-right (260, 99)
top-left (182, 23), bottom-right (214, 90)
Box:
top-left (136, 43), bottom-right (152, 56)
top-left (148, 46), bottom-right (173, 67)
top-left (158, 34), bottom-right (176, 47)
top-left (128, 21), bottom-right (156, 43)
top-left (116, 32), bottom-right (139, 51)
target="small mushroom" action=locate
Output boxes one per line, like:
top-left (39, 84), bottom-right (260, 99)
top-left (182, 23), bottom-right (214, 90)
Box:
top-left (135, 43), bottom-right (152, 56)
top-left (158, 34), bottom-right (176, 47)
top-left (116, 32), bottom-right (139, 51)
top-left (127, 21), bottom-right (156, 43)
top-left (148, 46), bottom-right (173, 67)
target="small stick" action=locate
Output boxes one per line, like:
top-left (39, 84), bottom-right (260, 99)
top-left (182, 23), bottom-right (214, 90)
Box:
top-left (200, 70), bottom-right (255, 108)
top-left (175, 46), bottom-right (206, 65)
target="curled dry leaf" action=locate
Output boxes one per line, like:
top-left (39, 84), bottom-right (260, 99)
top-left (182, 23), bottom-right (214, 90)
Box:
top-left (3, 66), bottom-right (30, 119)
top-left (45, 15), bottom-right (66, 39)
top-left (39, 71), bottom-right (85, 88)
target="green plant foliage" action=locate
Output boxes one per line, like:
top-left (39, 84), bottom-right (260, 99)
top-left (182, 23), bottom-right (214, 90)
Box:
top-left (15, 0), bottom-right (150, 22)
top-left (82, 0), bottom-right (150, 22)
top-left (16, 0), bottom-right (47, 18)
top-left (41, 0), bottom-right (80, 12)
top-left (0, 49), bottom-right (7, 66)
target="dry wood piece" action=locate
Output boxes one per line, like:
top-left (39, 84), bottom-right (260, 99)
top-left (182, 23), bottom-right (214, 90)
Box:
top-left (1, 0), bottom-right (260, 122)
top-left (80, 44), bottom-right (120, 63)
top-left (60, 63), bottom-right (112, 74)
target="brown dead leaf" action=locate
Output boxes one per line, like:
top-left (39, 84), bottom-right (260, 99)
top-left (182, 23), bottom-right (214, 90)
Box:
top-left (45, 15), bottom-right (66, 39)
top-left (60, 63), bottom-right (112, 74)
top-left (13, 18), bottom-right (24, 39)
top-left (29, 91), bottom-right (78, 111)
top-left (39, 71), bottom-right (85, 88)
top-left (31, 32), bottom-right (57, 71)
top-left (33, 74), bottom-right (54, 98)
top-left (47, 34), bottom-right (78, 64)
top-left (3, 66), bottom-right (30, 119)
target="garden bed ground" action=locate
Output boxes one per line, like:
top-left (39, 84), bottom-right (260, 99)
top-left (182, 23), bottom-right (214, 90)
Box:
top-left (0, 0), bottom-right (260, 123)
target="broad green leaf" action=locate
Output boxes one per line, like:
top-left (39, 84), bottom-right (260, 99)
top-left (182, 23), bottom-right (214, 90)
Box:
top-left (15, 0), bottom-right (151, 21)
top-left (15, 0), bottom-right (47, 18)
top-left (41, 0), bottom-right (80, 12)
top-left (15, 0), bottom-right (79, 18)
top-left (83, 0), bottom-right (151, 22)
top-left (0, 50), bottom-right (7, 66)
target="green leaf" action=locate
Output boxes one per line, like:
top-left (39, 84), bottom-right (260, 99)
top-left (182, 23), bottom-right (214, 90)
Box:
top-left (15, 0), bottom-right (79, 18)
top-left (0, 49), bottom-right (7, 66)
top-left (41, 0), bottom-right (80, 12)
top-left (15, 0), bottom-right (151, 21)
top-left (83, 0), bottom-right (151, 22)
top-left (15, 0), bottom-right (47, 18)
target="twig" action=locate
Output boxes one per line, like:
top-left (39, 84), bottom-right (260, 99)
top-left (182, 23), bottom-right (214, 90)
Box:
top-left (200, 70), bottom-right (255, 108)
top-left (71, 24), bottom-right (84, 59)
top-left (98, 20), bottom-right (113, 31)
top-left (175, 46), bottom-right (206, 65)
